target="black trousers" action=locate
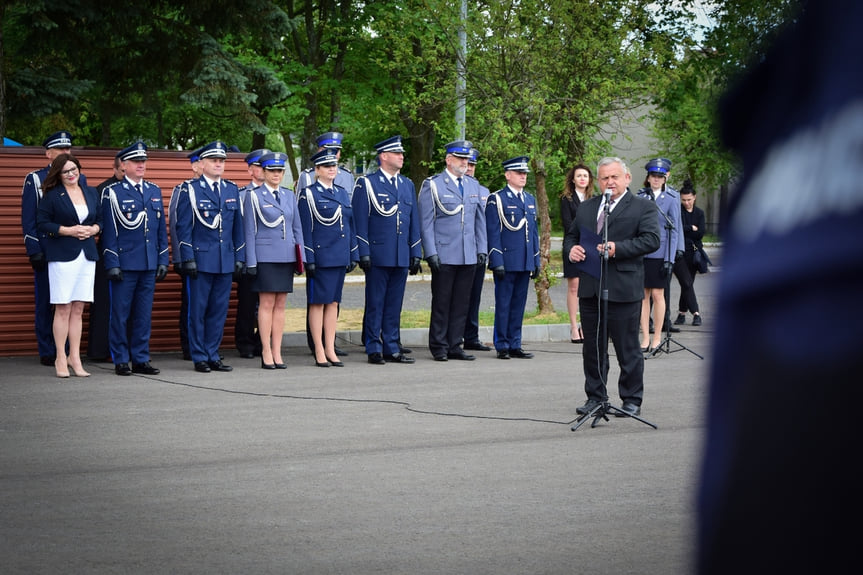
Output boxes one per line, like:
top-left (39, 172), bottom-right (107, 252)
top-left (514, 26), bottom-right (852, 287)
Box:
top-left (579, 296), bottom-right (644, 405)
top-left (428, 264), bottom-right (474, 357)
top-left (235, 273), bottom-right (261, 355)
top-left (673, 255), bottom-right (700, 314)
top-left (463, 262), bottom-right (485, 344)
top-left (87, 256), bottom-right (111, 360)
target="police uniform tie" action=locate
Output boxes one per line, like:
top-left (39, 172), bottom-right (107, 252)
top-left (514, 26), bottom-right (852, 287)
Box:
top-left (273, 189), bottom-right (280, 204)
top-left (597, 198), bottom-right (615, 233)
top-left (135, 183), bottom-right (142, 196)
top-left (213, 181), bottom-right (220, 199)
top-left (457, 177), bottom-right (464, 197)
top-left (390, 176), bottom-right (397, 189)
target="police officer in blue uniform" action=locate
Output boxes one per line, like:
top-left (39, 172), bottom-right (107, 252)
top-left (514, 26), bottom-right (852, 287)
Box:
top-left (418, 140), bottom-right (488, 361)
top-left (169, 148), bottom-right (203, 360)
top-left (234, 148), bottom-right (269, 359)
top-left (352, 135), bottom-right (422, 365)
top-left (100, 142), bottom-right (169, 376)
top-left (243, 151), bottom-right (304, 369)
top-left (637, 157), bottom-right (683, 349)
top-left (462, 147), bottom-right (492, 352)
top-left (486, 156), bottom-right (540, 359)
top-left (297, 148), bottom-right (359, 367)
top-left (21, 131), bottom-right (84, 365)
top-left (297, 131), bottom-right (355, 356)
top-left (175, 141), bottom-right (246, 373)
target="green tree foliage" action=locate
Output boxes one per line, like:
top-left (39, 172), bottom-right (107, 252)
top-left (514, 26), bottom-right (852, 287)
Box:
top-left (649, 0), bottom-right (803, 201)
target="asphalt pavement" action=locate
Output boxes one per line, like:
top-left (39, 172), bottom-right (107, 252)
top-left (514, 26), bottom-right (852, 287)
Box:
top-left (0, 248), bottom-right (719, 574)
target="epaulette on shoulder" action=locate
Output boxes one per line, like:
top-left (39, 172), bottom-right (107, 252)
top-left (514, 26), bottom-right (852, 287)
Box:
top-left (144, 179), bottom-right (160, 188)
top-left (223, 178), bottom-right (238, 187)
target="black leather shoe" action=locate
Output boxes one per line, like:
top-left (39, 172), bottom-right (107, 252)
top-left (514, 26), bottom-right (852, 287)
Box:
top-left (261, 360), bottom-right (277, 370)
top-left (661, 324), bottom-right (681, 333)
top-left (368, 353), bottom-right (386, 365)
top-left (464, 341), bottom-right (491, 351)
top-left (508, 348), bottom-right (534, 359)
top-left (384, 353), bottom-right (415, 364)
top-left (40, 355), bottom-right (56, 366)
top-left (692, 314), bottom-right (702, 326)
top-left (115, 363), bottom-right (133, 376)
top-left (334, 347), bottom-right (348, 357)
top-left (239, 351), bottom-right (255, 359)
top-left (496, 350), bottom-right (510, 359)
top-left (274, 363), bottom-right (287, 369)
top-left (674, 313), bottom-right (686, 325)
top-left (447, 351), bottom-right (475, 361)
top-left (399, 345), bottom-right (413, 354)
top-left (327, 357), bottom-right (344, 367)
top-left (433, 354), bottom-right (448, 362)
top-left (194, 361), bottom-right (211, 373)
top-left (208, 360), bottom-right (232, 372)
top-left (576, 399), bottom-right (604, 415)
top-left (615, 402), bottom-right (641, 417)
top-left (132, 362), bottom-right (160, 375)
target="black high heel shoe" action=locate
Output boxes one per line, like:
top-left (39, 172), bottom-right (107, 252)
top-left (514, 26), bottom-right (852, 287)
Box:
top-left (315, 360), bottom-right (331, 367)
top-left (326, 356), bottom-right (344, 367)
top-left (274, 362), bottom-right (287, 369)
top-left (571, 325), bottom-right (584, 344)
top-left (261, 359), bottom-right (276, 370)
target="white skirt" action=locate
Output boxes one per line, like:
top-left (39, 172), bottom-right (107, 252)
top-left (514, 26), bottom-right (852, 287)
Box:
top-left (49, 251), bottom-right (95, 304)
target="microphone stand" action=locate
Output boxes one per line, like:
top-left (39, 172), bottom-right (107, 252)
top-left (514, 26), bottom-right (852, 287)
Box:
top-left (646, 207), bottom-right (703, 360)
top-left (573, 191), bottom-right (657, 431)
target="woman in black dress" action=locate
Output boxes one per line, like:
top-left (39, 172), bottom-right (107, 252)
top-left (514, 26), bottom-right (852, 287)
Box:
top-left (559, 163), bottom-right (595, 343)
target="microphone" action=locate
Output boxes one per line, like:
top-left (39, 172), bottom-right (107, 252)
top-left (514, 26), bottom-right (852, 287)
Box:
top-left (604, 189), bottom-right (612, 202)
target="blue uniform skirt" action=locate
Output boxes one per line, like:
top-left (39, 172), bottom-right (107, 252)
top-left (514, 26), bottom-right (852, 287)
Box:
top-left (306, 266), bottom-right (346, 304)
top-left (253, 262), bottom-right (296, 293)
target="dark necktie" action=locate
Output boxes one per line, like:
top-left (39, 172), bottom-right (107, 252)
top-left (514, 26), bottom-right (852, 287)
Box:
top-left (212, 181), bottom-right (220, 199)
top-left (597, 198), bottom-right (615, 233)
top-left (390, 177), bottom-right (397, 189)
top-left (273, 189), bottom-right (280, 203)
top-left (135, 183), bottom-right (142, 196)
top-left (457, 177), bottom-right (464, 196)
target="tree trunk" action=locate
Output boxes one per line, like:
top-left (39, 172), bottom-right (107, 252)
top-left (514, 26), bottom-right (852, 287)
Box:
top-left (532, 157), bottom-right (554, 314)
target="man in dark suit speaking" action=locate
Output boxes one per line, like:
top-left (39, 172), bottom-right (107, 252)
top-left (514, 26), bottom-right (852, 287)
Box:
top-left (563, 157), bottom-right (660, 417)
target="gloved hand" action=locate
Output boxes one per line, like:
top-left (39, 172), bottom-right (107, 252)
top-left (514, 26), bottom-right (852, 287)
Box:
top-left (246, 266), bottom-right (257, 277)
top-left (155, 264), bottom-right (168, 282)
top-left (675, 250), bottom-right (685, 262)
top-left (233, 261), bottom-right (244, 281)
top-left (359, 255), bottom-right (371, 271)
top-left (346, 261), bottom-right (358, 273)
top-left (183, 260), bottom-right (198, 280)
top-left (663, 261), bottom-right (674, 277)
top-left (29, 252), bottom-right (46, 271)
top-left (530, 268), bottom-right (539, 279)
top-left (492, 266), bottom-right (506, 281)
top-left (174, 263), bottom-right (185, 277)
top-left (106, 267), bottom-right (123, 282)
top-left (305, 263), bottom-right (316, 279)
top-left (409, 257), bottom-right (422, 275)
top-left (477, 253), bottom-right (487, 269)
top-left (426, 254), bottom-right (441, 274)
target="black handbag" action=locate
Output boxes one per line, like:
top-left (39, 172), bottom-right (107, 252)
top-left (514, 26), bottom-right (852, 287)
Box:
top-left (693, 247), bottom-right (711, 274)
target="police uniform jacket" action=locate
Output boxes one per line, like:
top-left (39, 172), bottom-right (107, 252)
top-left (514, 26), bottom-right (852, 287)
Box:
top-left (36, 183), bottom-right (102, 263)
top-left (418, 170), bottom-right (487, 265)
top-left (297, 181), bottom-right (358, 267)
top-left (352, 170), bottom-right (421, 267)
top-left (297, 166), bottom-right (355, 200)
top-left (168, 181), bottom-right (189, 262)
top-left (637, 185), bottom-right (682, 262)
top-left (243, 184), bottom-right (303, 267)
top-left (486, 186), bottom-right (540, 272)
top-left (100, 178), bottom-right (169, 271)
top-left (175, 176), bottom-right (245, 273)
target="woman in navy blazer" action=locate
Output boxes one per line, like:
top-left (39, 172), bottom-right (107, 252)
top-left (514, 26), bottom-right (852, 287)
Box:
top-left (36, 154), bottom-right (102, 378)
